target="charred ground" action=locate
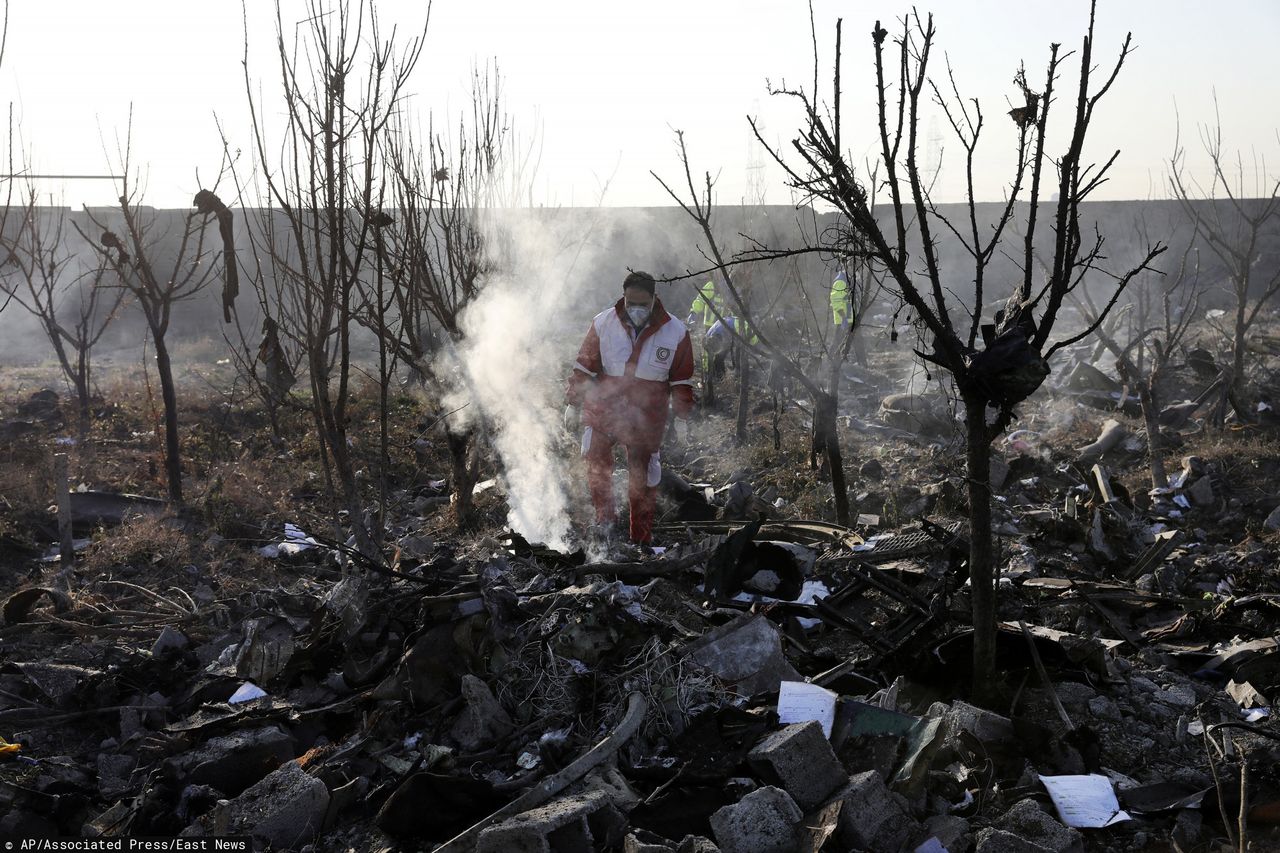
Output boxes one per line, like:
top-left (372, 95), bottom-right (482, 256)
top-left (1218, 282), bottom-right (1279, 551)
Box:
top-left (2, 317), bottom-right (1280, 851)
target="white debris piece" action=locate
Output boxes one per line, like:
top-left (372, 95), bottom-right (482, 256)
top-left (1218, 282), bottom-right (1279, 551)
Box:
top-left (229, 682), bottom-right (268, 704)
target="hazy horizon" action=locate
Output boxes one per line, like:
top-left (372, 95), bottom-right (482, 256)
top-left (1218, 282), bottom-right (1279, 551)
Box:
top-left (0, 1), bottom-right (1275, 212)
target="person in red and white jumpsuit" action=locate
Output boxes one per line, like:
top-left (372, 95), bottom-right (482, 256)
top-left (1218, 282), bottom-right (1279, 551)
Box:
top-left (565, 270), bottom-right (696, 545)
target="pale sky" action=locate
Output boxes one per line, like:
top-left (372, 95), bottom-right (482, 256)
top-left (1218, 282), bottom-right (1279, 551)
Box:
top-left (2, 0), bottom-right (1277, 210)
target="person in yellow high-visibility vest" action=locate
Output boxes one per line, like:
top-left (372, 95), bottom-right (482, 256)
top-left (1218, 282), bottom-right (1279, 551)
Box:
top-left (831, 268), bottom-right (853, 328)
top-left (688, 280), bottom-right (725, 329)
top-left (688, 280), bottom-right (727, 374)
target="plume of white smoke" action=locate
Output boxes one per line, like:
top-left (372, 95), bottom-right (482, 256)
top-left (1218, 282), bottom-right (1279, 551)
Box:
top-left (440, 209), bottom-right (608, 550)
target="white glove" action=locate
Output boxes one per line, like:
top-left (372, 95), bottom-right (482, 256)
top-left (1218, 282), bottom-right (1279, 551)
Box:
top-left (563, 404), bottom-right (580, 435)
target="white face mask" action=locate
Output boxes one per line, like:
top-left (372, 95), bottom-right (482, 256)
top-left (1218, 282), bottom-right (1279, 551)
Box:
top-left (627, 304), bottom-right (651, 326)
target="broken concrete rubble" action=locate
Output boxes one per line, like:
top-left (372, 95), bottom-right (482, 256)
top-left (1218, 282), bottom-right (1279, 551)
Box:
top-left (835, 769), bottom-right (921, 851)
top-left (747, 720), bottom-right (845, 810)
top-left (451, 674), bottom-right (516, 751)
top-left (991, 799), bottom-right (1083, 853)
top-left (165, 725), bottom-right (296, 796)
top-left (182, 760), bottom-right (329, 849)
top-left (709, 785), bottom-right (801, 853)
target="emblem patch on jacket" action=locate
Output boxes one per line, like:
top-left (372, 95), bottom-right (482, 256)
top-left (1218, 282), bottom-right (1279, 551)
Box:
top-left (656, 347), bottom-right (671, 362)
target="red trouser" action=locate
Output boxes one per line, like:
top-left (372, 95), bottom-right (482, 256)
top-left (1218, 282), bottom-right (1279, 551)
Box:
top-left (583, 427), bottom-right (659, 544)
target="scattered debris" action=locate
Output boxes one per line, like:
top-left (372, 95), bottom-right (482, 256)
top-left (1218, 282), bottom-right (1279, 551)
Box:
top-left (5, 317), bottom-right (1280, 853)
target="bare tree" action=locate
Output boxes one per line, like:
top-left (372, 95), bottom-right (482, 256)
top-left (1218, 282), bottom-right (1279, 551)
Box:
top-left (654, 131), bottom-right (863, 527)
top-left (383, 62), bottom-right (535, 528)
top-left (0, 188), bottom-right (126, 436)
top-left (79, 134), bottom-right (220, 503)
top-left (754, 5), bottom-right (1164, 693)
top-left (1074, 231), bottom-right (1200, 491)
top-left (1169, 104), bottom-right (1280, 417)
top-left (241, 0), bottom-right (425, 555)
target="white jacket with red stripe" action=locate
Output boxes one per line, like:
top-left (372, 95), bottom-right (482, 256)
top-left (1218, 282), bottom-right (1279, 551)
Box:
top-left (567, 297), bottom-right (695, 449)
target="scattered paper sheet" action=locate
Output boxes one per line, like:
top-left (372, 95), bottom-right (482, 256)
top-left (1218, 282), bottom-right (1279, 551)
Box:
top-left (229, 682), bottom-right (267, 704)
top-left (1039, 774), bottom-right (1132, 828)
top-left (914, 839), bottom-right (949, 853)
top-left (777, 681), bottom-right (838, 738)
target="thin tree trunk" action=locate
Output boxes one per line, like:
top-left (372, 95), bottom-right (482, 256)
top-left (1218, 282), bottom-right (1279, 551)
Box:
top-left (73, 353), bottom-right (91, 440)
top-left (377, 363), bottom-right (390, 547)
top-left (376, 249), bottom-right (390, 550)
top-left (267, 401), bottom-right (283, 441)
top-left (1229, 311), bottom-right (1251, 420)
top-left (704, 355), bottom-right (716, 409)
top-left (735, 341), bottom-right (750, 444)
top-left (772, 389), bottom-right (781, 451)
top-left (851, 322), bottom-right (869, 367)
top-left (152, 331), bottom-right (183, 503)
top-left (1138, 382), bottom-right (1168, 491)
top-left (311, 354), bottom-right (377, 559)
top-left (448, 427), bottom-right (478, 530)
top-left (826, 355), bottom-right (850, 527)
top-left (325, 413), bottom-right (376, 559)
top-left (964, 393), bottom-right (996, 700)
top-left (1233, 303), bottom-right (1248, 398)
top-left (814, 392), bottom-right (850, 526)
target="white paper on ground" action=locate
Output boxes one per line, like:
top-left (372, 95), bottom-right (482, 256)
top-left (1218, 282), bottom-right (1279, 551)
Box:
top-left (914, 838), bottom-right (949, 853)
top-left (1039, 774), bottom-right (1132, 827)
top-left (777, 680), bottom-right (838, 738)
top-left (229, 682), bottom-right (267, 704)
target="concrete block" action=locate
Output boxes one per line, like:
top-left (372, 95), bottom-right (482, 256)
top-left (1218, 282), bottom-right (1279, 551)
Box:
top-left (1052, 682), bottom-right (1098, 712)
top-left (1187, 476), bottom-right (1215, 506)
top-left (1087, 695), bottom-right (1121, 721)
top-left (917, 814), bottom-right (972, 853)
top-left (710, 786), bottom-right (802, 853)
top-left (476, 791), bottom-right (609, 853)
top-left (932, 700), bottom-right (1014, 744)
top-left (167, 725), bottom-right (296, 796)
top-left (183, 760), bottom-right (329, 850)
top-left (974, 828), bottom-right (1054, 853)
top-left (450, 674), bottom-right (514, 751)
top-left (835, 770), bottom-right (920, 852)
top-left (994, 799), bottom-right (1083, 853)
top-left (624, 833), bottom-right (676, 853)
top-left (577, 764), bottom-right (642, 811)
top-left (748, 721), bottom-right (846, 810)
top-left (151, 626), bottom-right (189, 657)
top-left (1157, 682), bottom-right (1197, 710)
top-left (97, 753), bottom-right (137, 800)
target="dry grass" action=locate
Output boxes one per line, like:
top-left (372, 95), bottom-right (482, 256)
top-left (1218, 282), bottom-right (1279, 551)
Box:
top-left (0, 439), bottom-right (55, 509)
top-left (81, 514), bottom-right (200, 574)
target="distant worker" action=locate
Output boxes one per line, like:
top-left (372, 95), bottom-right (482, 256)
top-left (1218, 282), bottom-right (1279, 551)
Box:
top-left (687, 279), bottom-right (725, 329)
top-left (688, 279), bottom-right (729, 376)
top-left (565, 270), bottom-right (695, 546)
top-left (831, 267), bottom-right (853, 329)
top-left (704, 315), bottom-right (759, 380)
